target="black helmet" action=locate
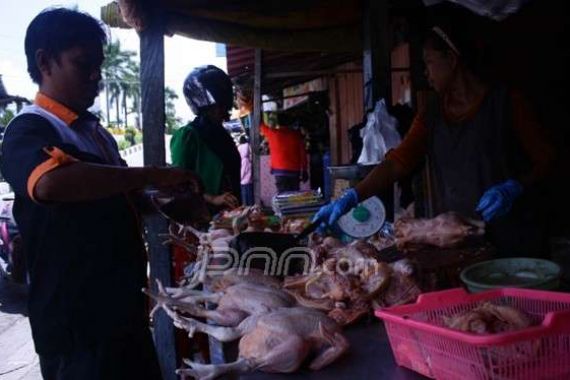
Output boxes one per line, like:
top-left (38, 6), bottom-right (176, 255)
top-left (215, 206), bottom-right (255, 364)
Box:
top-left (183, 65), bottom-right (233, 115)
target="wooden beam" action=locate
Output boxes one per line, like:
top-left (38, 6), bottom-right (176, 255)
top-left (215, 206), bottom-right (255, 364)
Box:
top-left (328, 75), bottom-right (343, 166)
top-left (362, 0), bottom-right (394, 221)
top-left (251, 48), bottom-right (262, 204)
top-left (362, 0), bottom-right (391, 110)
top-left (140, 14), bottom-right (177, 380)
top-left (408, 12), bottom-right (425, 111)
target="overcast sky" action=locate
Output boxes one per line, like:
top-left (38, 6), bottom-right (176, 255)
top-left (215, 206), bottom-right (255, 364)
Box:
top-left (0, 0), bottom-right (226, 121)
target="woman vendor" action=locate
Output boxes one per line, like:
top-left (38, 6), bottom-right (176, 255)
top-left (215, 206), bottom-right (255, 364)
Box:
top-left (315, 24), bottom-right (556, 257)
top-left (171, 65), bottom-right (240, 212)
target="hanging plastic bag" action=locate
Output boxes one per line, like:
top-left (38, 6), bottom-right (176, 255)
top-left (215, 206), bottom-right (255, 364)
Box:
top-left (422, 0), bottom-right (530, 21)
top-left (357, 99), bottom-right (401, 165)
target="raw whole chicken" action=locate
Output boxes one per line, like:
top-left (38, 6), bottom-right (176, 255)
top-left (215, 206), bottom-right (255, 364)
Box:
top-left (284, 269), bottom-right (371, 325)
top-left (207, 267), bottom-right (282, 292)
top-left (285, 232), bottom-right (422, 325)
top-left (308, 236), bottom-right (344, 266)
top-left (443, 303), bottom-right (532, 334)
top-left (162, 225), bottom-right (236, 288)
top-left (281, 218), bottom-right (310, 234)
top-left (394, 212), bottom-right (485, 250)
top-left (372, 259), bottom-right (422, 308)
top-left (210, 205), bottom-right (270, 233)
top-left (145, 279), bottom-right (294, 327)
top-left (169, 306), bottom-right (349, 380)
top-left (283, 257), bottom-right (395, 325)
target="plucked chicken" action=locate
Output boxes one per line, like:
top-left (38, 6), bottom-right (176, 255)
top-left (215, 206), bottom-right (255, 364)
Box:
top-left (443, 302), bottom-right (532, 334)
top-left (169, 306), bottom-right (349, 380)
top-left (395, 212), bottom-right (485, 250)
top-left (145, 279), bottom-right (294, 327)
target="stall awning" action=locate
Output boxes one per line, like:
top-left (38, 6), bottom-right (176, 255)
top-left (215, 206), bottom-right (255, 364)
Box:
top-left (102, 0), bottom-right (538, 54)
top-left (102, 0), bottom-right (365, 52)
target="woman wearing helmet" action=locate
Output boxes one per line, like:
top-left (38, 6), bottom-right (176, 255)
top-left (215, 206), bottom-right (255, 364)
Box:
top-left (171, 65), bottom-right (241, 212)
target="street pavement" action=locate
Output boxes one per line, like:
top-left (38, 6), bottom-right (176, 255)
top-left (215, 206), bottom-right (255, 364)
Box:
top-left (0, 277), bottom-right (41, 379)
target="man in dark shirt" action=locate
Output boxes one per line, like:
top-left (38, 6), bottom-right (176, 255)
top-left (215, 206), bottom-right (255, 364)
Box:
top-left (0, 8), bottom-right (200, 380)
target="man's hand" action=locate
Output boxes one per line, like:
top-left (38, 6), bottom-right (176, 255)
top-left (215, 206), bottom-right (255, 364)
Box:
top-left (33, 163), bottom-right (204, 203)
top-left (146, 167), bottom-right (203, 193)
top-left (204, 192), bottom-right (239, 209)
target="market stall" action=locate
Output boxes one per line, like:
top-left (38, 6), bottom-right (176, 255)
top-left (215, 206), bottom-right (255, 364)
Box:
top-left (101, 1), bottom-right (570, 379)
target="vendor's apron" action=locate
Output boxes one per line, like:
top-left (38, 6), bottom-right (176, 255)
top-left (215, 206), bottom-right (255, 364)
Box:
top-left (425, 86), bottom-right (547, 257)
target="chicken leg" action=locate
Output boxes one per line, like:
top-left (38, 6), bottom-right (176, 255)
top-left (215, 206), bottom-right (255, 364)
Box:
top-left (309, 322), bottom-right (350, 370)
top-left (177, 358), bottom-right (254, 380)
top-left (179, 335), bottom-right (310, 380)
top-left (167, 307), bottom-right (258, 342)
top-left (145, 286), bottom-right (248, 326)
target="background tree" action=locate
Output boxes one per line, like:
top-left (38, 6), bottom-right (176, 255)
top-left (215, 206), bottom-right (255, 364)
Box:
top-left (0, 108), bottom-right (15, 128)
top-left (101, 40), bottom-right (137, 128)
top-left (125, 61), bottom-right (141, 130)
top-left (120, 61), bottom-right (140, 129)
top-left (165, 87), bottom-right (181, 134)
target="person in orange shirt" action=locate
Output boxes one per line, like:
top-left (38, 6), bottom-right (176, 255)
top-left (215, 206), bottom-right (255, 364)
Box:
top-left (315, 21), bottom-right (556, 258)
top-left (260, 122), bottom-right (308, 193)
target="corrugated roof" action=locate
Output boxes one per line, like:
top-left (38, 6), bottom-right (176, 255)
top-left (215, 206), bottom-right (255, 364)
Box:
top-left (227, 46), bottom-right (361, 93)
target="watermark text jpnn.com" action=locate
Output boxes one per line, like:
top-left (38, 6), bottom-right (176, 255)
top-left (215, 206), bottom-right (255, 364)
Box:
top-left (193, 246), bottom-right (384, 277)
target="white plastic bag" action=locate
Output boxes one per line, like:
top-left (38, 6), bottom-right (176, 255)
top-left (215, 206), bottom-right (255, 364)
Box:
top-left (357, 99), bottom-right (401, 165)
top-left (422, 0), bottom-right (530, 21)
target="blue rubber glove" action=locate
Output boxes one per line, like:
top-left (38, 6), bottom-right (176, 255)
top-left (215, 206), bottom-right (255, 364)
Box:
top-left (475, 179), bottom-right (523, 222)
top-left (313, 188), bottom-right (359, 234)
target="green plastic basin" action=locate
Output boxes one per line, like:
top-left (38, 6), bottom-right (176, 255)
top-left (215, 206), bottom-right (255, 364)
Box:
top-left (460, 257), bottom-right (561, 293)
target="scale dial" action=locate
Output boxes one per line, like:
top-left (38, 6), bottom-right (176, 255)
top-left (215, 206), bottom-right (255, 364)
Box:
top-left (337, 196), bottom-right (386, 238)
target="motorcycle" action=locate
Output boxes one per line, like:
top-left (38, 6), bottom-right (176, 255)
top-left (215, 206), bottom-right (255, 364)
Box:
top-left (0, 192), bottom-right (27, 284)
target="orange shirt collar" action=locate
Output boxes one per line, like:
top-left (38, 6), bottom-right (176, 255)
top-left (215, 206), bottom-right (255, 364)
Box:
top-left (34, 92), bottom-right (79, 126)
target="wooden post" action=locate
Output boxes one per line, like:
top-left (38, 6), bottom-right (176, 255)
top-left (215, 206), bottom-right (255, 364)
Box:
top-left (329, 75), bottom-right (342, 165)
top-left (140, 15), bottom-right (177, 380)
top-left (362, 0), bottom-right (394, 221)
top-left (251, 48), bottom-right (262, 204)
top-left (409, 14), bottom-right (429, 112)
top-left (362, 0), bottom-right (391, 109)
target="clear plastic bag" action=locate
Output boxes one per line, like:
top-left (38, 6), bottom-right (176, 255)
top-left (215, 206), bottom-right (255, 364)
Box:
top-left (357, 99), bottom-right (401, 165)
top-left (422, 0), bottom-right (531, 20)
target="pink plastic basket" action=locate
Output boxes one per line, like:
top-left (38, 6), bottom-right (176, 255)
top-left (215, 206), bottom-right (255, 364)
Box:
top-left (375, 288), bottom-right (570, 380)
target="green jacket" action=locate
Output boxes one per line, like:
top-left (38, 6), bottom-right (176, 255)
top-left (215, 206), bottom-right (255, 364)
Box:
top-left (170, 122), bottom-right (224, 195)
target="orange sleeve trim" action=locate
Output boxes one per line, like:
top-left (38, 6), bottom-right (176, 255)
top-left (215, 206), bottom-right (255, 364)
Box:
top-left (35, 93), bottom-right (79, 126)
top-left (27, 147), bottom-right (79, 201)
top-left (385, 115), bottom-right (429, 173)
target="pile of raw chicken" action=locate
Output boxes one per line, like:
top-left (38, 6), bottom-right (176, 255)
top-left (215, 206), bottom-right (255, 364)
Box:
top-left (443, 302), bottom-right (532, 334)
top-left (146, 206), bottom-right (488, 379)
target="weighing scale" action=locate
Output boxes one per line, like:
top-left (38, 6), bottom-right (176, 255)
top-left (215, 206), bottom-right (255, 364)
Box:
top-left (336, 196), bottom-right (386, 238)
